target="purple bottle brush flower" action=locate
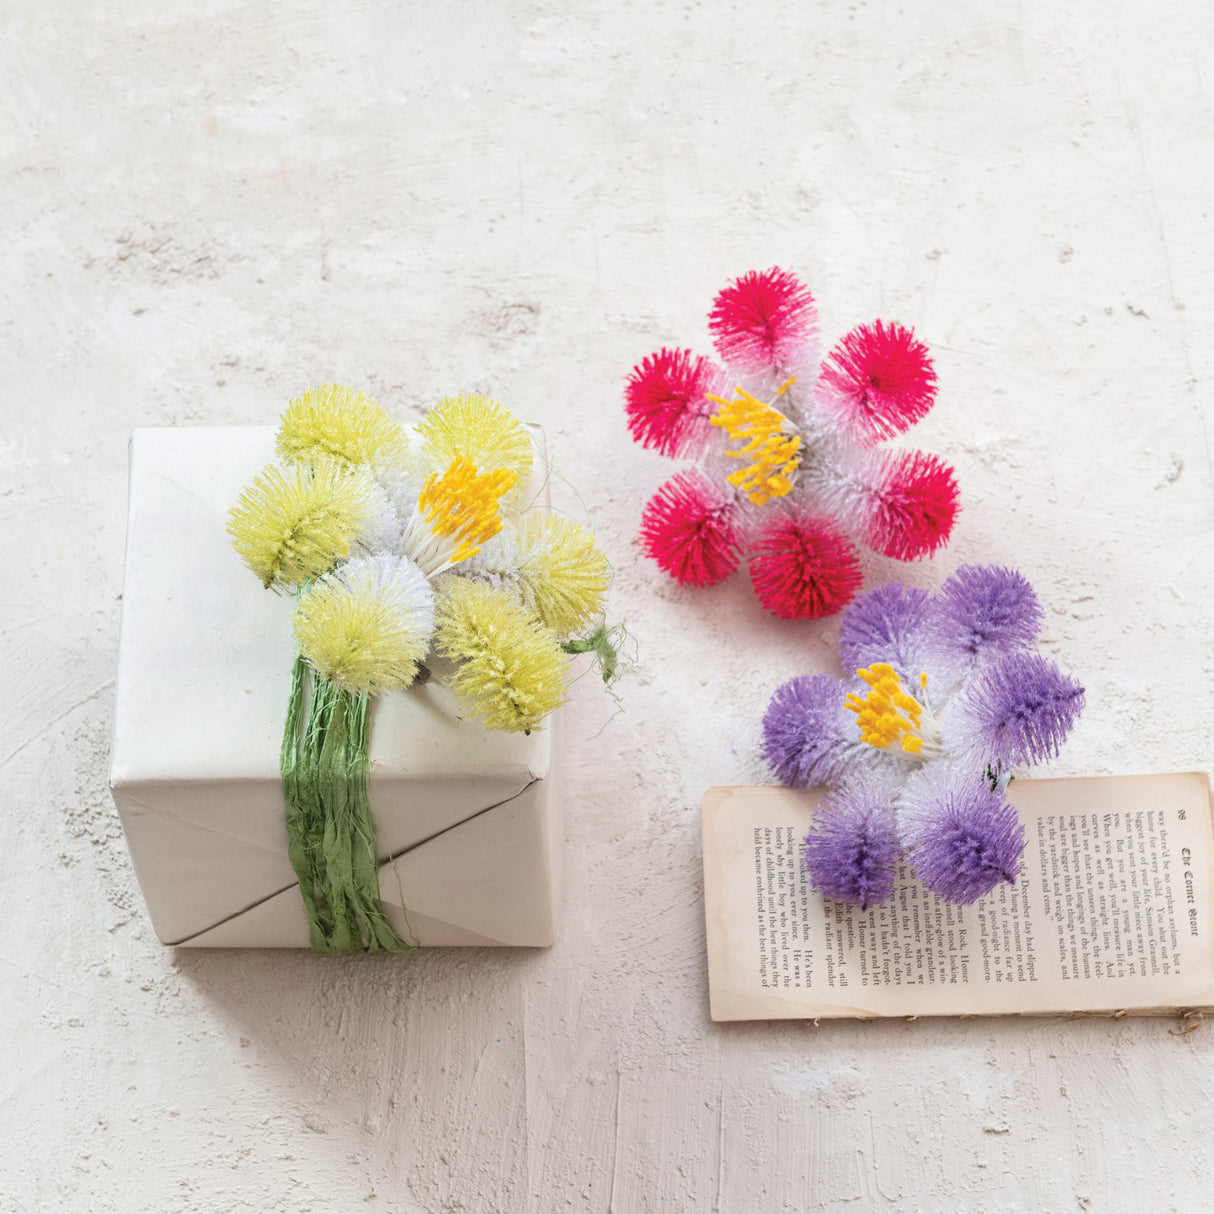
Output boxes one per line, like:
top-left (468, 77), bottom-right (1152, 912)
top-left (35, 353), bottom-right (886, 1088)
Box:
top-left (762, 565), bottom-right (1084, 908)
top-left (838, 581), bottom-right (933, 679)
top-left (954, 651), bottom-right (1086, 766)
top-left (925, 564), bottom-right (1043, 679)
top-left (803, 782), bottom-right (901, 910)
top-left (761, 674), bottom-right (863, 787)
top-left (900, 768), bottom-right (1025, 904)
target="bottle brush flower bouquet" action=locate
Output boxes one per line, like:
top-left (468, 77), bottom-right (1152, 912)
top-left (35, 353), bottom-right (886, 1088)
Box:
top-left (223, 386), bottom-right (613, 951)
top-left (109, 388), bottom-right (613, 952)
top-left (625, 267), bottom-right (960, 618)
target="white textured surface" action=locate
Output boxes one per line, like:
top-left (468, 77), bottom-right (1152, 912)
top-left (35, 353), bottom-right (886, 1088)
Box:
top-left (3, 3), bottom-right (1212, 1211)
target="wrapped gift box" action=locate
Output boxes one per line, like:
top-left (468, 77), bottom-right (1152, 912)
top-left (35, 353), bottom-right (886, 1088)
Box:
top-left (109, 428), bottom-right (563, 948)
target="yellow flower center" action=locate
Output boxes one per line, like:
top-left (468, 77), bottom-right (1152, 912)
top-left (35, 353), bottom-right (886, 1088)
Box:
top-left (845, 664), bottom-right (931, 755)
top-left (708, 376), bottom-right (801, 506)
top-left (418, 456), bottom-right (519, 562)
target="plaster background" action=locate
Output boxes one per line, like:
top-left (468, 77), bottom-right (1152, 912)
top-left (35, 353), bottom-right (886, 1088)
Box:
top-left (3, 2), bottom-right (1213, 1210)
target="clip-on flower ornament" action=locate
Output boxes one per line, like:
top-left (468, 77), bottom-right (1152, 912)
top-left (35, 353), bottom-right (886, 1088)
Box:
top-left (761, 566), bottom-right (1086, 908)
top-left (625, 267), bottom-right (960, 618)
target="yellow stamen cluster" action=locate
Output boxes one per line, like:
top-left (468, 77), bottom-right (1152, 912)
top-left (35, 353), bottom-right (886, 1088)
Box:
top-left (435, 579), bottom-right (568, 733)
top-left (417, 394), bottom-right (533, 508)
top-left (275, 384), bottom-right (409, 469)
top-left (227, 461), bottom-right (375, 590)
top-left (418, 456), bottom-right (518, 563)
top-left (845, 664), bottom-right (930, 754)
top-left (708, 377), bottom-right (802, 505)
top-left (513, 513), bottom-right (610, 635)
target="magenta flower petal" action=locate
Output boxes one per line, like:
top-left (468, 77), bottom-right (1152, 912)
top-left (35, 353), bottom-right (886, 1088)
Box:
top-left (863, 449), bottom-right (959, 561)
top-left (624, 347), bottom-right (721, 458)
top-left (900, 768), bottom-right (1025, 904)
top-left (814, 320), bottom-right (938, 445)
top-left (707, 267), bottom-right (818, 371)
top-left (803, 782), bottom-right (900, 910)
top-left (748, 514), bottom-right (863, 620)
top-left (639, 469), bottom-right (742, 587)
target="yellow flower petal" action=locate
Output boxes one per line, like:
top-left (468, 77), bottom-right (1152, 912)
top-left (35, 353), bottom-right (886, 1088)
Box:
top-left (227, 461), bottom-right (375, 590)
top-left (434, 578), bottom-right (567, 732)
top-left (276, 384), bottom-right (409, 470)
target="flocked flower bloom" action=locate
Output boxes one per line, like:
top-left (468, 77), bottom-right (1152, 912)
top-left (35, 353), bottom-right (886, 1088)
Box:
top-left (624, 266), bottom-right (959, 619)
top-left (761, 564), bottom-right (1085, 906)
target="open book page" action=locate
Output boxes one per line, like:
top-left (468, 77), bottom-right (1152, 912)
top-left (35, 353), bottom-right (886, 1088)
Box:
top-left (702, 773), bottom-right (1214, 1021)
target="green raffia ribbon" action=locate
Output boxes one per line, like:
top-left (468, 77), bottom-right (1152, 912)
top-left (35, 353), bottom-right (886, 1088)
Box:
top-left (280, 651), bottom-right (408, 953)
top-left (560, 623), bottom-right (624, 684)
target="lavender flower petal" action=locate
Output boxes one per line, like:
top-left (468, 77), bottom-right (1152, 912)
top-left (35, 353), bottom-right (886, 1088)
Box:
top-left (804, 781), bottom-right (900, 909)
top-left (954, 651), bottom-right (1085, 767)
top-left (761, 674), bottom-right (859, 787)
top-left (899, 767), bottom-right (1025, 904)
top-left (925, 565), bottom-right (1043, 673)
top-left (838, 581), bottom-right (932, 678)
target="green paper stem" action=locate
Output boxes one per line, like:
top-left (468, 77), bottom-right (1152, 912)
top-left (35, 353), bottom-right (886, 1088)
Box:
top-left (280, 651), bottom-right (408, 953)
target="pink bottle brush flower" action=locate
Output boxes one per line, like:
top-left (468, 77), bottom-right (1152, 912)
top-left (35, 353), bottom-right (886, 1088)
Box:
top-left (707, 267), bottom-right (819, 371)
top-left (639, 469), bottom-right (741, 588)
top-left (624, 266), bottom-right (959, 619)
top-left (815, 320), bottom-right (938, 445)
top-left (624, 348), bottom-right (721, 459)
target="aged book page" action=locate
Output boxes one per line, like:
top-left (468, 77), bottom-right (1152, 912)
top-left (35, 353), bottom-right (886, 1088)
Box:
top-left (702, 773), bottom-right (1214, 1021)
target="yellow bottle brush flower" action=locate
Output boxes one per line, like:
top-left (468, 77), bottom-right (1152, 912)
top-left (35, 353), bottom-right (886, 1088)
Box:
top-left (510, 513), bottom-right (610, 635)
top-left (708, 376), bottom-right (802, 506)
top-left (227, 461), bottom-right (376, 590)
top-left (845, 663), bottom-right (939, 756)
top-left (435, 579), bottom-right (568, 733)
top-left (400, 455), bottom-right (518, 576)
top-left (276, 384), bottom-right (411, 470)
top-left (416, 394), bottom-right (534, 509)
top-left (293, 554), bottom-right (435, 695)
